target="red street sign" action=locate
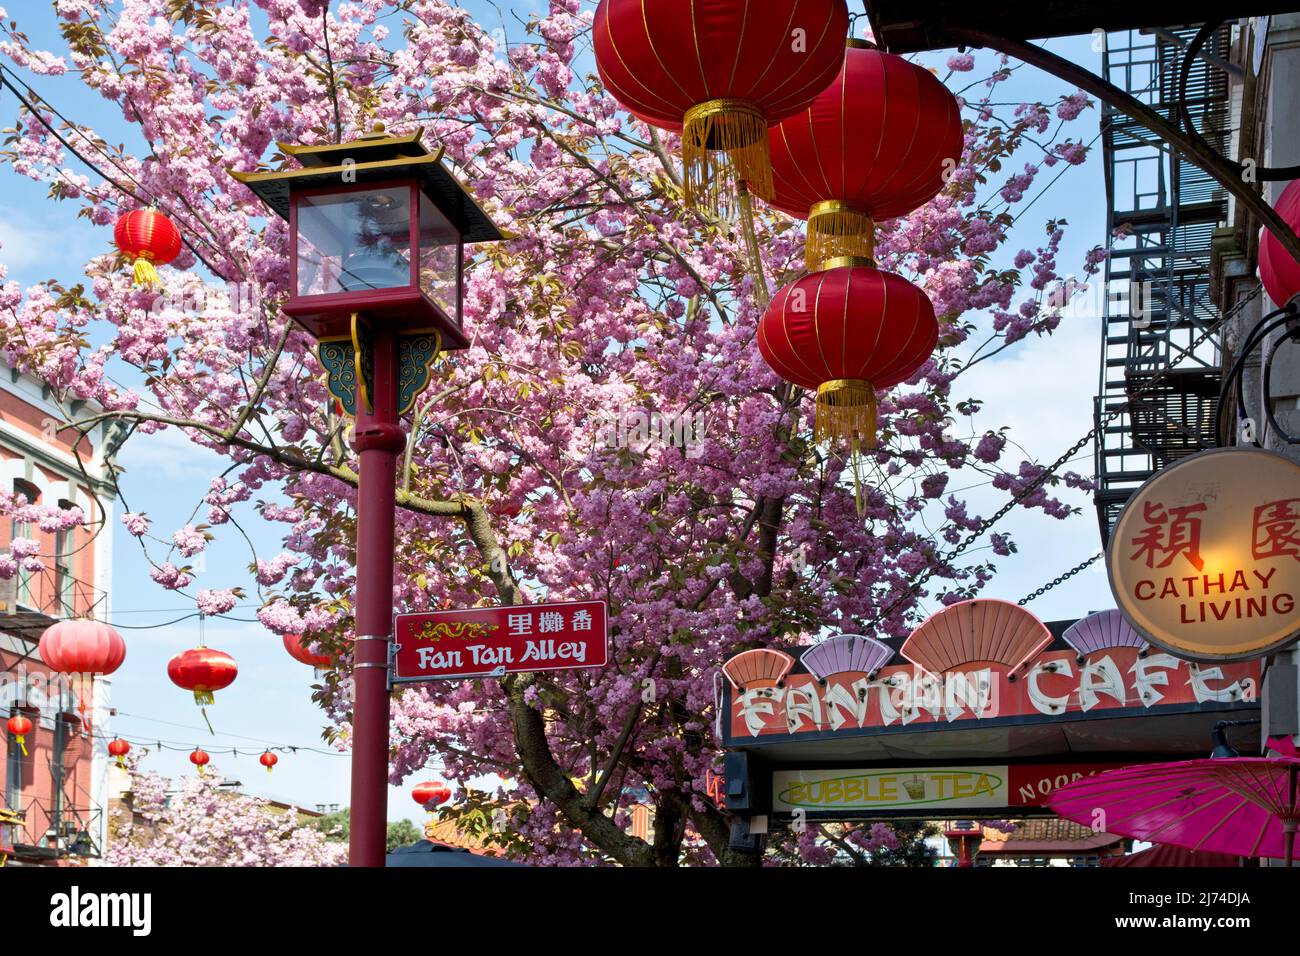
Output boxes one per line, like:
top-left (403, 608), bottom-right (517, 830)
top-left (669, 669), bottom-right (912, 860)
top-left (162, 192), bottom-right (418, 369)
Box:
top-left (392, 600), bottom-right (608, 682)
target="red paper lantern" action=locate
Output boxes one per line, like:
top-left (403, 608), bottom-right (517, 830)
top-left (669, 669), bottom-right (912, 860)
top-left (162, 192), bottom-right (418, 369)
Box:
top-left (767, 39), bottom-right (964, 270)
top-left (167, 646), bottom-right (238, 706)
top-left (411, 779), bottom-right (451, 810)
top-left (1259, 179), bottom-right (1300, 306)
top-left (6, 714), bottom-right (33, 757)
top-left (282, 633), bottom-right (331, 669)
top-left (758, 259), bottom-right (939, 445)
top-left (107, 737), bottom-right (130, 768)
top-left (594, 0), bottom-right (849, 213)
top-left (113, 208), bottom-right (183, 286)
top-left (39, 618), bottom-right (127, 677)
top-left (39, 619), bottom-right (127, 722)
top-left (259, 751), bottom-right (278, 774)
top-left (189, 747), bottom-right (210, 774)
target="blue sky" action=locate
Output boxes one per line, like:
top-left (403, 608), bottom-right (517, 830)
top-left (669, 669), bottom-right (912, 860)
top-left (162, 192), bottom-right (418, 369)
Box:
top-left (0, 3), bottom-right (1113, 827)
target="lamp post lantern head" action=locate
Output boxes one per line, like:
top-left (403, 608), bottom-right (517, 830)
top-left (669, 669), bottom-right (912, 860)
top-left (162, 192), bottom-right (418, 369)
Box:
top-left (231, 123), bottom-right (503, 348)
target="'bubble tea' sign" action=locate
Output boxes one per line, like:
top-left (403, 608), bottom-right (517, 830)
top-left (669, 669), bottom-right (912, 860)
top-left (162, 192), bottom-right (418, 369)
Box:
top-left (392, 600), bottom-right (609, 682)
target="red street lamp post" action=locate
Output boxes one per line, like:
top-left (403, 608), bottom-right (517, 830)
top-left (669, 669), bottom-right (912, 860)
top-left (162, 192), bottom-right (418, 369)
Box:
top-left (232, 123), bottom-right (501, 866)
top-left (944, 820), bottom-right (985, 868)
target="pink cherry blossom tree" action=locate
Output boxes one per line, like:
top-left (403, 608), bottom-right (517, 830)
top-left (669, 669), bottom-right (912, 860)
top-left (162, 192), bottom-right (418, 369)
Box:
top-left (107, 766), bottom-right (346, 866)
top-left (1, 1), bottom-right (1101, 865)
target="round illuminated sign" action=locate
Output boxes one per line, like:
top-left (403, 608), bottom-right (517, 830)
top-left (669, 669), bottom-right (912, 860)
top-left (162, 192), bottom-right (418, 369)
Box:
top-left (1108, 447), bottom-right (1300, 661)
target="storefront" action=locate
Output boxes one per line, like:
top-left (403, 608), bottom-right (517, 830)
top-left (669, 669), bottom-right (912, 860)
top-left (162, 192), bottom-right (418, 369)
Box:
top-left (720, 601), bottom-right (1261, 846)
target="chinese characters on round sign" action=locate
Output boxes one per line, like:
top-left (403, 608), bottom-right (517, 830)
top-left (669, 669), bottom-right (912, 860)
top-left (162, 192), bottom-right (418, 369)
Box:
top-left (1108, 448), bottom-right (1300, 661)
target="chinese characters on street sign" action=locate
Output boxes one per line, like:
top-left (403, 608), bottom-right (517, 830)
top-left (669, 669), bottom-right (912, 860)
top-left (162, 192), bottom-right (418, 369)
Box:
top-left (392, 600), bottom-right (608, 682)
top-left (1108, 448), bottom-right (1300, 661)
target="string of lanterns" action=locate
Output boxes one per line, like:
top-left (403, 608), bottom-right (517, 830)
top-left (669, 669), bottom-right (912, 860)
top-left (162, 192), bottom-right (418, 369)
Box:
top-left (10, 610), bottom-right (345, 780)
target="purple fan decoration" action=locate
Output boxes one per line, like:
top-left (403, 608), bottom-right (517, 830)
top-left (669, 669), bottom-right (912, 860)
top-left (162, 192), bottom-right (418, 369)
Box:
top-left (800, 634), bottom-right (894, 681)
top-left (1061, 609), bottom-right (1148, 658)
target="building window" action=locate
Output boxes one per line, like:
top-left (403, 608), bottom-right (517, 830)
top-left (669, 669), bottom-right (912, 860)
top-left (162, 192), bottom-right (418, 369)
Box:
top-left (54, 499), bottom-right (75, 616)
top-left (10, 479), bottom-right (39, 609)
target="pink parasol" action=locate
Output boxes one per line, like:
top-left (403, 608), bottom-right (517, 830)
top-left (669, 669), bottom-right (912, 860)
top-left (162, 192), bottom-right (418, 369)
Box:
top-left (1048, 757), bottom-right (1300, 865)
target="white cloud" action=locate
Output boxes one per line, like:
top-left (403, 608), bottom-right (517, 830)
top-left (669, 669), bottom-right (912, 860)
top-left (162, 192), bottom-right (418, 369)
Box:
top-left (0, 202), bottom-right (96, 277)
top-left (117, 422), bottom-right (227, 481)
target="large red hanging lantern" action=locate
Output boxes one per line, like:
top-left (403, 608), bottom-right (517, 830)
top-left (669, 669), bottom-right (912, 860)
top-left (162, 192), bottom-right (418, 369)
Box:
top-left (189, 747), bottom-right (210, 775)
top-left (38, 619), bottom-right (127, 724)
top-left (593, 0), bottom-right (850, 214)
top-left (113, 208), bottom-right (183, 287)
top-left (6, 714), bottom-right (33, 757)
top-left (1259, 179), bottom-right (1300, 306)
top-left (411, 779), bottom-right (451, 810)
top-left (259, 751), bottom-right (278, 774)
top-left (758, 259), bottom-right (939, 445)
top-left (766, 39), bottom-right (964, 270)
top-left (282, 633), bottom-right (331, 669)
top-left (168, 646), bottom-right (237, 734)
top-left (108, 737), bottom-right (130, 768)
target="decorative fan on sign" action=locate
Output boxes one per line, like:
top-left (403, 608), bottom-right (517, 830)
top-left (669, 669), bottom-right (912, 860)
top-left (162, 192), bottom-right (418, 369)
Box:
top-left (1061, 609), bottom-right (1148, 663)
top-left (900, 599), bottom-right (1052, 676)
top-left (800, 634), bottom-right (893, 682)
top-left (721, 648), bottom-right (795, 691)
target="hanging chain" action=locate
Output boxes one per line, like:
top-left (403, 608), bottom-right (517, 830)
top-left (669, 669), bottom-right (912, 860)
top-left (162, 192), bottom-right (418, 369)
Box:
top-left (1017, 552), bottom-right (1104, 606)
top-left (863, 282), bottom-right (1264, 631)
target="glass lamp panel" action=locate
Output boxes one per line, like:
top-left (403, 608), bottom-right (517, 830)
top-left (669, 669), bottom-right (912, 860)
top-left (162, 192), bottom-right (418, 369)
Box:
top-left (417, 192), bottom-right (463, 324)
top-left (295, 187), bottom-right (413, 296)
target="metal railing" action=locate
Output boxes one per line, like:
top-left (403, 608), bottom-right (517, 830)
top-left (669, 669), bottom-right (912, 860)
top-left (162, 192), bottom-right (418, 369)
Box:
top-left (0, 564), bottom-right (108, 623)
top-left (0, 798), bottom-right (103, 860)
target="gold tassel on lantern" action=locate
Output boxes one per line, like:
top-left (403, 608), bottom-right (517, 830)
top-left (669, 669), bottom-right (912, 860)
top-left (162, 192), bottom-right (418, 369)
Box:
top-left (815, 379), bottom-right (877, 446)
top-left (682, 98), bottom-right (772, 217)
top-left (131, 255), bottom-right (161, 287)
top-left (816, 379), bottom-right (877, 518)
top-left (806, 202), bottom-right (875, 272)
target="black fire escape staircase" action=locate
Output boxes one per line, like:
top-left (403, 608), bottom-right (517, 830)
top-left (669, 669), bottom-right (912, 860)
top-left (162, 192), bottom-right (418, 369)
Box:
top-left (1094, 25), bottom-right (1234, 544)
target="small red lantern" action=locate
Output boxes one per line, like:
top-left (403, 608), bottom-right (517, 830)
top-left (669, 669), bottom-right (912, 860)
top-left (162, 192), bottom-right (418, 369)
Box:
top-left (39, 618), bottom-right (127, 724)
top-left (189, 747), bottom-right (210, 775)
top-left (767, 40), bottom-right (964, 270)
top-left (411, 779), bottom-right (451, 810)
top-left (6, 714), bottom-right (33, 757)
top-left (167, 646), bottom-right (238, 706)
top-left (113, 208), bottom-right (183, 287)
top-left (1259, 179), bottom-right (1300, 306)
top-left (593, 0), bottom-right (850, 213)
top-left (168, 646), bottom-right (238, 733)
top-left (758, 259), bottom-right (940, 446)
top-left (282, 633), bottom-right (331, 669)
top-left (259, 751), bottom-right (278, 774)
top-left (107, 737), bottom-right (130, 768)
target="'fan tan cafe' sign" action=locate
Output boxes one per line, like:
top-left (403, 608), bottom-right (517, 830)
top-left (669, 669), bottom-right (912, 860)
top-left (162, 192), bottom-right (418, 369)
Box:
top-left (1108, 448), bottom-right (1300, 661)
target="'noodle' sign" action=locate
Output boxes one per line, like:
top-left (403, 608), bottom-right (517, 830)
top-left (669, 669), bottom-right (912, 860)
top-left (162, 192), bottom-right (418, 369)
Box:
top-left (392, 600), bottom-right (608, 682)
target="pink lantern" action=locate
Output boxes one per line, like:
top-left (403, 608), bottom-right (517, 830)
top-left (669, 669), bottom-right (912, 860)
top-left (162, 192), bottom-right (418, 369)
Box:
top-left (38, 619), bottom-right (127, 723)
